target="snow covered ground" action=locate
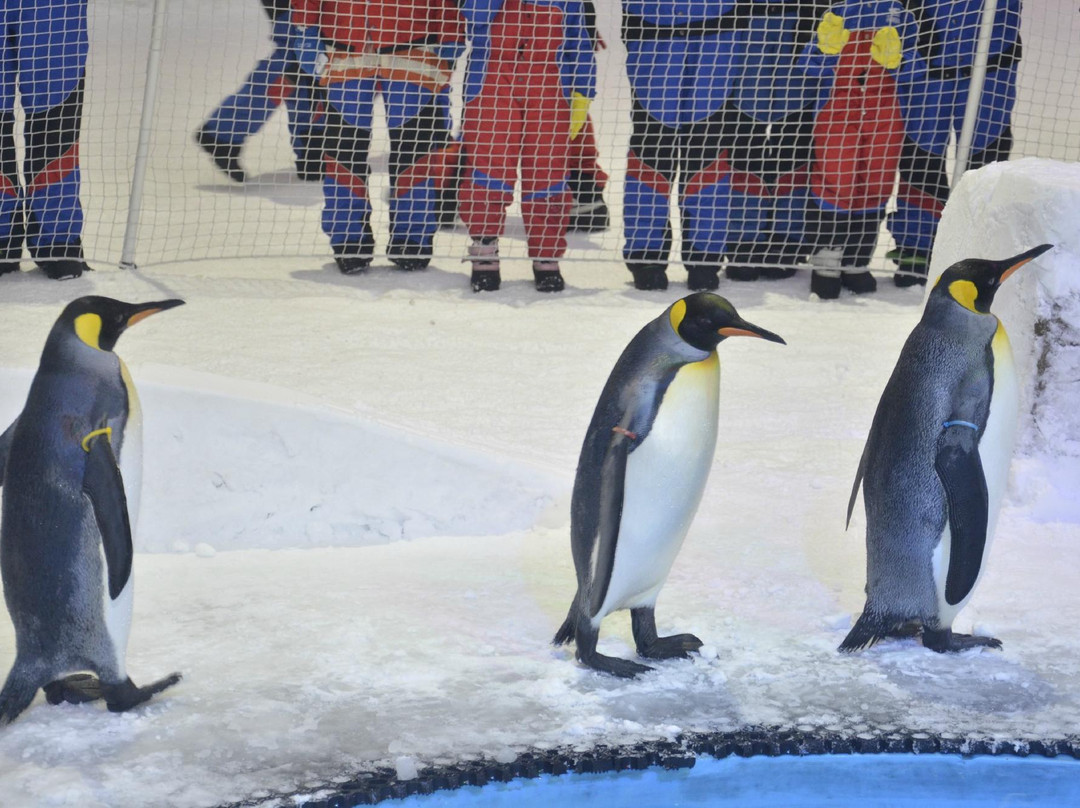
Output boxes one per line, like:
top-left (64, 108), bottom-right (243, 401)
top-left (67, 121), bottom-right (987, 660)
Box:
top-left (1, 1), bottom-right (1079, 804)
top-left (2, 254), bottom-right (1080, 807)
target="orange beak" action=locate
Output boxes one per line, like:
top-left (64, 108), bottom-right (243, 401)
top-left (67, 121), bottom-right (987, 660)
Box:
top-left (998, 244), bottom-right (1053, 284)
top-left (126, 298), bottom-right (185, 328)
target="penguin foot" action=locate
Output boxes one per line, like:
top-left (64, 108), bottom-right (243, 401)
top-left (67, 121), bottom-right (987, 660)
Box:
top-left (922, 628), bottom-right (1003, 653)
top-left (44, 673), bottom-right (103, 705)
top-left (637, 633), bottom-right (704, 660)
top-left (577, 649), bottom-right (653, 679)
top-left (103, 673), bottom-right (182, 713)
top-left (631, 608), bottom-right (702, 661)
top-left (887, 621), bottom-right (923, 640)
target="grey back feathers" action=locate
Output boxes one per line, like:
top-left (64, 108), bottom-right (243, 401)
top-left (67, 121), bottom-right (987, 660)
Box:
top-left (853, 297), bottom-right (997, 622)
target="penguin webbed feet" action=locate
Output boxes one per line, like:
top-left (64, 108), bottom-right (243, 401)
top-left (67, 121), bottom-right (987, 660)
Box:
top-left (631, 607), bottom-right (703, 660)
top-left (569, 614), bottom-right (654, 679)
top-left (103, 672), bottom-right (182, 713)
top-left (921, 627), bottom-right (1002, 654)
top-left (45, 673), bottom-right (103, 705)
top-left (577, 646), bottom-right (654, 679)
top-left (637, 633), bottom-right (704, 660)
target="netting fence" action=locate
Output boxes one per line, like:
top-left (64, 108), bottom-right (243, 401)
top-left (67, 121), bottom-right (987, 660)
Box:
top-left (5, 0), bottom-right (1080, 289)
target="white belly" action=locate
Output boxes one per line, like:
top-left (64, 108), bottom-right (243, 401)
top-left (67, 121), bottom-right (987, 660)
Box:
top-left (99, 546), bottom-right (133, 679)
top-left (103, 361), bottom-right (143, 673)
top-left (117, 360), bottom-right (144, 531)
top-left (934, 326), bottom-right (1019, 625)
top-left (595, 354), bottom-right (720, 619)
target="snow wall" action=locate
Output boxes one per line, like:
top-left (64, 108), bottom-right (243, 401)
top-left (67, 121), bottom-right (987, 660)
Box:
top-left (0, 367), bottom-right (560, 553)
top-left (928, 158), bottom-right (1080, 522)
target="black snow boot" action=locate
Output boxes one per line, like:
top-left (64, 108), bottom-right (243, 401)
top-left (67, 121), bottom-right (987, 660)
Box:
top-left (43, 260), bottom-right (88, 280)
top-left (195, 128), bottom-right (245, 183)
top-left (688, 266), bottom-right (721, 290)
top-left (333, 243), bottom-right (373, 275)
top-left (629, 263), bottom-right (668, 291)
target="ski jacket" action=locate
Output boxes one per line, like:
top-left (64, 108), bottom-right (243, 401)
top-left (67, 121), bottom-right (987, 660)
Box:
top-left (460, 0), bottom-right (596, 104)
top-left (291, 0), bottom-right (465, 52)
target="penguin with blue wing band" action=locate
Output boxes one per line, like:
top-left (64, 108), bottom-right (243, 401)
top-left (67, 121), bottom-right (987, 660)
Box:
top-left (554, 292), bottom-right (785, 677)
top-left (0, 296), bottom-right (184, 726)
top-left (842, 244), bottom-right (1053, 654)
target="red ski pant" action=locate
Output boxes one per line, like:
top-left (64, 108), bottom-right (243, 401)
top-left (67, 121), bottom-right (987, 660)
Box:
top-left (460, 62), bottom-right (572, 260)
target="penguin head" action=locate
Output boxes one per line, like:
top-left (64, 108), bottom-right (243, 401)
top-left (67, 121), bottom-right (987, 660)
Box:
top-left (58, 296), bottom-right (186, 352)
top-left (934, 244), bottom-right (1053, 314)
top-left (669, 292), bottom-right (786, 352)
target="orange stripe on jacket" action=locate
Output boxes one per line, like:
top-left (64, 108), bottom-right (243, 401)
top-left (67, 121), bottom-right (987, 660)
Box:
top-left (28, 144), bottom-right (79, 196)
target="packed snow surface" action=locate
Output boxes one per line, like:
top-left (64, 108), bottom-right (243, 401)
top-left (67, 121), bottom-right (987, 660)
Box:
top-left (1, 247), bottom-right (1079, 806)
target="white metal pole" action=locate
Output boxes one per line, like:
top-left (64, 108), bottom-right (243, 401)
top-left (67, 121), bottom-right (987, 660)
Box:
top-left (951, 0), bottom-right (1000, 188)
top-left (120, 0), bottom-right (169, 269)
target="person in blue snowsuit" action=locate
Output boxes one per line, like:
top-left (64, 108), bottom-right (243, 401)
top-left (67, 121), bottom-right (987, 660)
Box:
top-left (722, 1), bottom-right (825, 283)
top-left (887, 0), bottom-right (1022, 286)
top-left (0, 0), bottom-right (89, 280)
top-left (290, 0), bottom-right (466, 275)
top-left (621, 0), bottom-right (743, 291)
top-left (195, 0), bottom-right (325, 184)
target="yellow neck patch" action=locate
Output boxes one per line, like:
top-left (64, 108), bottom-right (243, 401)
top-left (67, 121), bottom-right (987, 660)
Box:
top-left (993, 318), bottom-right (1009, 347)
top-left (74, 313), bottom-right (103, 349)
top-left (669, 299), bottom-right (687, 334)
top-left (948, 280), bottom-right (979, 313)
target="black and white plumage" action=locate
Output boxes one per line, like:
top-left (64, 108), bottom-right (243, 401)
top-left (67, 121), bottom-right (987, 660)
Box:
top-left (554, 292), bottom-right (785, 677)
top-left (0, 296), bottom-right (184, 725)
top-left (842, 244), bottom-right (1053, 654)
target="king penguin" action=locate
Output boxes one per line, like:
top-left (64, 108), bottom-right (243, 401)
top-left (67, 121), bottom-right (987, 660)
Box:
top-left (553, 292), bottom-right (785, 677)
top-left (0, 296), bottom-right (184, 724)
top-left (841, 244), bottom-right (1053, 654)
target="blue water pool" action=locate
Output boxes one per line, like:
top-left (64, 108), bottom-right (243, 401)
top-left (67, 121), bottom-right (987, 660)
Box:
top-left (385, 754), bottom-right (1080, 808)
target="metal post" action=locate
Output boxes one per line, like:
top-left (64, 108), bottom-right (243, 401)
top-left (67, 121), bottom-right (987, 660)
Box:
top-left (951, 0), bottom-right (1000, 188)
top-left (120, 0), bottom-right (169, 270)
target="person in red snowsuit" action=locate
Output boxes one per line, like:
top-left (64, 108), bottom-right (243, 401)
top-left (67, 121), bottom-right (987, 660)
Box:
top-left (290, 0), bottom-right (465, 273)
top-left (799, 2), bottom-right (919, 299)
top-left (566, 113), bottom-right (609, 232)
top-left (458, 0), bottom-right (597, 293)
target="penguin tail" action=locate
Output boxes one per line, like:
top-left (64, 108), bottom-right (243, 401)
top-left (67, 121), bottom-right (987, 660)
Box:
top-left (839, 611), bottom-right (892, 653)
top-left (0, 660), bottom-right (43, 726)
top-left (552, 607), bottom-right (577, 646)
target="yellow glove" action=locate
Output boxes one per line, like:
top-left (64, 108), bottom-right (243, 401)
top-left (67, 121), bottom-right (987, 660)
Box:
top-left (817, 12), bottom-right (850, 55)
top-left (569, 92), bottom-right (591, 141)
top-left (871, 26), bottom-right (902, 69)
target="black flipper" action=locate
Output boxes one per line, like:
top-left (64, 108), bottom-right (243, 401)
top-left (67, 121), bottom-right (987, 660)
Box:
top-left (586, 426), bottom-right (632, 618)
top-left (846, 441), bottom-right (868, 529)
top-left (82, 434), bottom-right (133, 600)
top-left (935, 424), bottom-right (989, 606)
top-left (0, 417), bottom-right (17, 488)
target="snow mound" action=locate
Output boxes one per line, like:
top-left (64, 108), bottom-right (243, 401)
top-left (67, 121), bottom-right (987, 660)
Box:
top-left (929, 158), bottom-right (1080, 521)
top-left (0, 367), bottom-right (561, 552)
